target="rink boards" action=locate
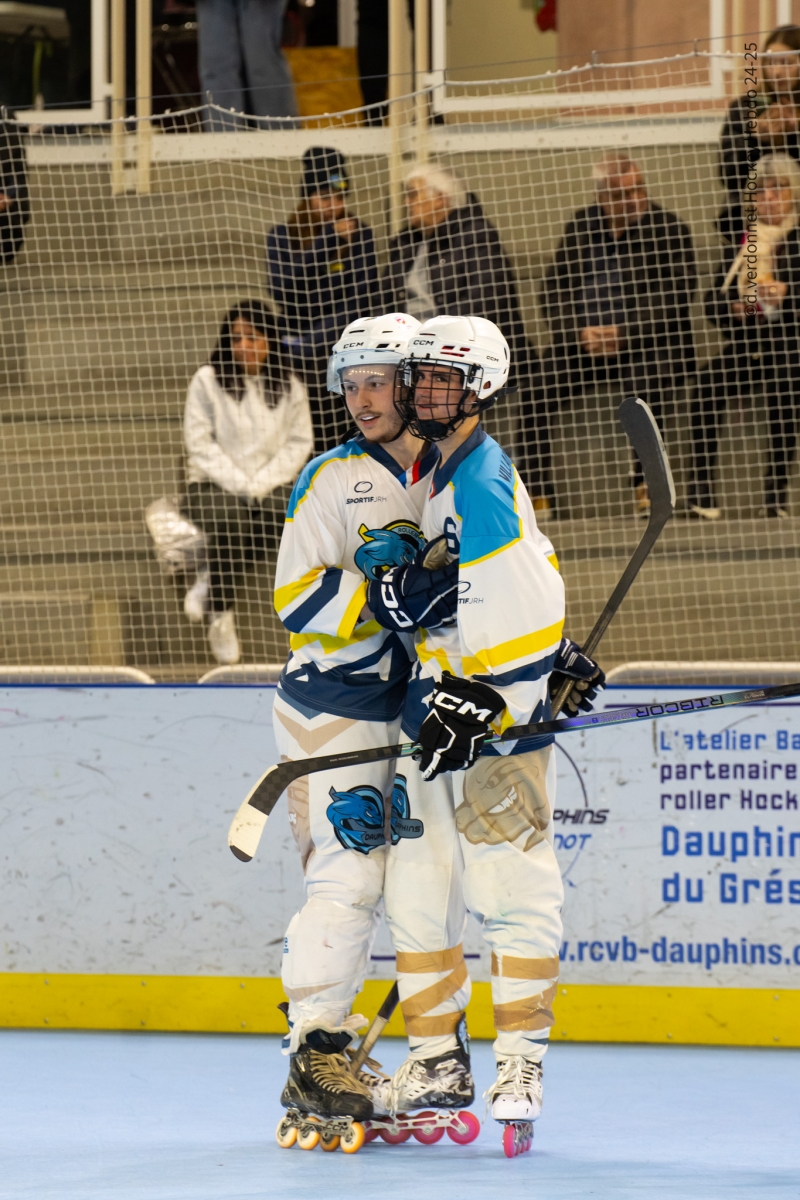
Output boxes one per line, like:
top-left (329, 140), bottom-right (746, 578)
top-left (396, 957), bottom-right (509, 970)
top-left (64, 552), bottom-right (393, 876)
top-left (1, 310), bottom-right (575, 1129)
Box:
top-left (1, 684), bottom-right (799, 1045)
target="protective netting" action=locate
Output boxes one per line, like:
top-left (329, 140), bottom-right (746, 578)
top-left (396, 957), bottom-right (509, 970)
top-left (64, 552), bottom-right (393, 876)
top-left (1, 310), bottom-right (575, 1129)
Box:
top-left (2, 45), bottom-right (800, 680)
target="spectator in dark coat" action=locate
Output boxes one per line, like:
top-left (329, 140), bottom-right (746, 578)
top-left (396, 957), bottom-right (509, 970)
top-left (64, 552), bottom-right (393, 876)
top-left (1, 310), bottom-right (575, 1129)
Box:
top-left (539, 155), bottom-right (696, 517)
top-left (718, 25), bottom-right (800, 243)
top-left (0, 119), bottom-right (30, 266)
top-left (267, 147), bottom-right (378, 453)
top-left (380, 163), bottom-right (549, 513)
top-left (688, 154), bottom-right (800, 520)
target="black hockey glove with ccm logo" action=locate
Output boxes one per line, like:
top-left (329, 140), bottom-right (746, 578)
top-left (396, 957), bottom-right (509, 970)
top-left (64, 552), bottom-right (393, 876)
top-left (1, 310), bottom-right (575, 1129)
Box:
top-left (367, 535), bottom-right (460, 633)
top-left (548, 637), bottom-right (606, 717)
top-left (415, 671), bottom-right (506, 781)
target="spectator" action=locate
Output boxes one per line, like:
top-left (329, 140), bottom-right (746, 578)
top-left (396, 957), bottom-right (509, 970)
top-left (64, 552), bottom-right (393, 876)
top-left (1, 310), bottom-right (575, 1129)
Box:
top-left (539, 155), bottom-right (696, 517)
top-left (196, 0), bottom-right (298, 130)
top-left (380, 163), bottom-right (549, 513)
top-left (267, 147), bottom-right (378, 452)
top-left (183, 299), bottom-right (313, 664)
top-left (688, 154), bottom-right (800, 520)
top-left (718, 25), bottom-right (800, 243)
top-left (0, 118), bottom-right (30, 266)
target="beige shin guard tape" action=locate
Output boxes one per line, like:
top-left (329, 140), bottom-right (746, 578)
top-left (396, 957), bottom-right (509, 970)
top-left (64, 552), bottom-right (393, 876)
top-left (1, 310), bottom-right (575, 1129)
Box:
top-left (396, 944), bottom-right (469, 1038)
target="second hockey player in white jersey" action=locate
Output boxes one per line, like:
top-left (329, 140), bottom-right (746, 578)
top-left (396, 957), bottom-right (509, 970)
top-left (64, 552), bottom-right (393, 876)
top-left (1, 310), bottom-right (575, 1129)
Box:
top-left (366, 315), bottom-right (582, 1156)
top-left (272, 313), bottom-right (466, 1143)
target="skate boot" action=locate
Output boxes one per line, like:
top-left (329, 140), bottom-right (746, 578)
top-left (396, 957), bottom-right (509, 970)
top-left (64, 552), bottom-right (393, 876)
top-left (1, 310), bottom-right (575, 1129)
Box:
top-left (276, 1023), bottom-right (374, 1154)
top-left (388, 1016), bottom-right (475, 1113)
top-left (484, 1055), bottom-right (543, 1158)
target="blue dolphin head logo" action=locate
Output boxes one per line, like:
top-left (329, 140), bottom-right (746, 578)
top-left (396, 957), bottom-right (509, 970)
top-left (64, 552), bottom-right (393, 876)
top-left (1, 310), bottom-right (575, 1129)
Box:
top-left (354, 521), bottom-right (425, 581)
top-left (326, 784), bottom-right (386, 855)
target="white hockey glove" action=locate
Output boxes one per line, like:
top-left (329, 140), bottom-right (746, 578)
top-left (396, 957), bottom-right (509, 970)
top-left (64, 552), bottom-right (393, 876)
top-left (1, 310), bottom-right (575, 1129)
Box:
top-left (415, 672), bottom-right (505, 781)
top-left (548, 637), bottom-right (606, 717)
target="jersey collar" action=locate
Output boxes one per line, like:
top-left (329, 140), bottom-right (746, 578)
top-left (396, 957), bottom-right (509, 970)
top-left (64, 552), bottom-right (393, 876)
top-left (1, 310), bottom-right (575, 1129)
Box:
top-left (430, 424), bottom-right (487, 495)
top-left (353, 432), bottom-right (439, 485)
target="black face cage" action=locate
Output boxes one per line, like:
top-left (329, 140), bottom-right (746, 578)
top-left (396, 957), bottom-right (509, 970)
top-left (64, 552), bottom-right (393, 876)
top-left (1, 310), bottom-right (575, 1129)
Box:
top-left (393, 358), bottom-right (488, 441)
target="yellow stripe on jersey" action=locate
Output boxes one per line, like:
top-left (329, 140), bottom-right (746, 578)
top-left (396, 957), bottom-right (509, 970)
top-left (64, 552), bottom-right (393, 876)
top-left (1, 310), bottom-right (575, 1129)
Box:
top-left (547, 552), bottom-right (559, 571)
top-left (416, 633), bottom-right (458, 677)
top-left (286, 451), bottom-right (369, 522)
top-left (462, 618), bottom-right (565, 675)
top-left (337, 581), bottom-right (368, 640)
top-left (274, 565), bottom-right (325, 614)
top-left (289, 618), bottom-right (381, 655)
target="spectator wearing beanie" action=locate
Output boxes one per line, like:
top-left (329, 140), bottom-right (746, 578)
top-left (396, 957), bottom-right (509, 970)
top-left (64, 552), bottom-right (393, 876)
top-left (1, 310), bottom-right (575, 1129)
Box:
top-left (267, 147), bottom-right (378, 452)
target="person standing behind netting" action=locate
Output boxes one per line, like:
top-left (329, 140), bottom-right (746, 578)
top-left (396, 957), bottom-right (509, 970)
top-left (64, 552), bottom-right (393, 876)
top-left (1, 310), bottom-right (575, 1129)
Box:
top-left (196, 0), bottom-right (298, 130)
top-left (0, 118), bottom-right (30, 266)
top-left (267, 147), bottom-right (378, 453)
top-left (718, 25), bottom-right (800, 243)
top-left (688, 154), bottom-right (800, 521)
top-left (379, 164), bottom-right (550, 517)
top-left (539, 155), bottom-right (696, 519)
top-left (183, 300), bottom-right (313, 664)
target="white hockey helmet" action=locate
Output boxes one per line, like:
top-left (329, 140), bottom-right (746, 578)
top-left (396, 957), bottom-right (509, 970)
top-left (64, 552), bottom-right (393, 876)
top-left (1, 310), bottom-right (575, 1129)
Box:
top-left (327, 312), bottom-right (421, 394)
top-left (395, 315), bottom-right (511, 440)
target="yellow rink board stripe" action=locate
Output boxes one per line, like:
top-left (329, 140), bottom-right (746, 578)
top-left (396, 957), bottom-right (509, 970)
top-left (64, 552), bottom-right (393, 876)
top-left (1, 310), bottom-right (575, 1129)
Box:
top-left (1, 974), bottom-right (798, 1046)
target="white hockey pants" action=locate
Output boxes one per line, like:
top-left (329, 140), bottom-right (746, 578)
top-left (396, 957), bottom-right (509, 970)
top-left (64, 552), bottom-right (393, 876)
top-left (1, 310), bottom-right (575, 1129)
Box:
top-left (384, 746), bottom-right (564, 1063)
top-left (274, 692), bottom-right (401, 1050)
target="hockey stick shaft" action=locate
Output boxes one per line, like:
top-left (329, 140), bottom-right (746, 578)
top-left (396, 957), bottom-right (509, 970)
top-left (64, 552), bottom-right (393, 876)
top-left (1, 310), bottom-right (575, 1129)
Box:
top-left (349, 982), bottom-right (400, 1072)
top-left (550, 395), bottom-right (675, 713)
top-left (241, 680), bottom-right (800, 819)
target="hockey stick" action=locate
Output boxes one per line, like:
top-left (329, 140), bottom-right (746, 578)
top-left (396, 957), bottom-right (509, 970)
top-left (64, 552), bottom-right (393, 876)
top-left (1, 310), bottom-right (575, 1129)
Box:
top-left (229, 679), bottom-right (800, 858)
top-left (549, 394), bottom-right (675, 713)
top-left (228, 396), bottom-right (673, 861)
top-left (349, 982), bottom-right (400, 1073)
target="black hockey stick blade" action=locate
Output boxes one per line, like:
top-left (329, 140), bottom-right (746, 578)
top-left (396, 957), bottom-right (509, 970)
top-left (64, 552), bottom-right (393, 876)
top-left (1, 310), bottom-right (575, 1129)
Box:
top-left (550, 396), bottom-right (675, 714)
top-left (350, 981), bottom-right (400, 1072)
top-left (229, 680), bottom-right (800, 857)
top-left (227, 741), bottom-right (410, 860)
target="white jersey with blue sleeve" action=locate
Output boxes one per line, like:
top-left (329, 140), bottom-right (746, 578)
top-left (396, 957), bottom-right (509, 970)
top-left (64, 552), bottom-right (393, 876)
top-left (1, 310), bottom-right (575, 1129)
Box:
top-left (403, 426), bottom-right (564, 754)
top-left (275, 434), bottom-right (438, 721)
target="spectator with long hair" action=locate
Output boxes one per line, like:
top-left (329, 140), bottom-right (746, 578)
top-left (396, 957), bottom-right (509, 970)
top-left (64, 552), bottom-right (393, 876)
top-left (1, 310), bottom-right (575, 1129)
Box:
top-left (184, 300), bottom-right (313, 664)
top-left (688, 154), bottom-right (800, 519)
top-left (267, 147), bottom-right (378, 452)
top-left (718, 25), bottom-right (800, 241)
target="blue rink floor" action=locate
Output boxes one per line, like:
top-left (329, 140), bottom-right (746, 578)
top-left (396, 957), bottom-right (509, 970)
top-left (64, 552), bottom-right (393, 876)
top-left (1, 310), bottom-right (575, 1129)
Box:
top-left (2, 1031), bottom-right (799, 1200)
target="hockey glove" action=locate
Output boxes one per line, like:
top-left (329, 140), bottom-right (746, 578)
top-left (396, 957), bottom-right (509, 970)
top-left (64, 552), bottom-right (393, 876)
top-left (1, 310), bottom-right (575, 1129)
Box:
top-left (416, 671), bottom-right (505, 781)
top-left (548, 637), bottom-right (606, 717)
top-left (367, 537), bottom-right (459, 633)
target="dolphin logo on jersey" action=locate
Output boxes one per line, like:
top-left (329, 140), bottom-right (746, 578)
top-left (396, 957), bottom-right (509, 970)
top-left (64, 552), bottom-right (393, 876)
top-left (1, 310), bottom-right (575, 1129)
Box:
top-left (326, 777), bottom-right (424, 853)
top-left (353, 520), bottom-right (425, 581)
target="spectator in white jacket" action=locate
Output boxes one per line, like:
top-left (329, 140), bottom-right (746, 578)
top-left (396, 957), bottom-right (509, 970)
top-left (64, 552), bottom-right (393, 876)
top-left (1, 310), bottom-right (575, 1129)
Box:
top-left (184, 299), bottom-right (313, 664)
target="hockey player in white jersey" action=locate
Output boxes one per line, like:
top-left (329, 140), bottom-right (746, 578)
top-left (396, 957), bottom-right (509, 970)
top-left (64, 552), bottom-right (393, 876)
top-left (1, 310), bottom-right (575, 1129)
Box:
top-left (272, 313), bottom-right (465, 1139)
top-left (365, 315), bottom-right (602, 1154)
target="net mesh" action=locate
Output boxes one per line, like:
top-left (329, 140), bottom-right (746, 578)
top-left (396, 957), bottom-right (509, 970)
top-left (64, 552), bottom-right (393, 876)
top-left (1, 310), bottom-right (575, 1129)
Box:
top-left (2, 43), bottom-right (798, 680)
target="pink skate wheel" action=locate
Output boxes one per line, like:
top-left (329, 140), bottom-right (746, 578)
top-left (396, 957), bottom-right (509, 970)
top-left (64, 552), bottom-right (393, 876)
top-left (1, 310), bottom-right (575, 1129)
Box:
top-left (502, 1125), bottom-right (517, 1158)
top-left (364, 1127), bottom-right (380, 1143)
top-left (413, 1113), bottom-right (444, 1144)
top-left (380, 1127), bottom-right (412, 1144)
top-left (446, 1111), bottom-right (480, 1145)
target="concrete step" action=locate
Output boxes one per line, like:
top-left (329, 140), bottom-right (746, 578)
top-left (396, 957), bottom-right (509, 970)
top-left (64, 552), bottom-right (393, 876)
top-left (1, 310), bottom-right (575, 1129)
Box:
top-left (0, 456), bottom-right (182, 520)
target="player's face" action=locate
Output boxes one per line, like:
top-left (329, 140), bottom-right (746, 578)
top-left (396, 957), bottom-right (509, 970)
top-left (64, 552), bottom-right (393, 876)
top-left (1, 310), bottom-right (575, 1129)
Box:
top-left (231, 319), bottom-right (269, 375)
top-left (412, 363), bottom-right (473, 421)
top-left (342, 365), bottom-right (404, 443)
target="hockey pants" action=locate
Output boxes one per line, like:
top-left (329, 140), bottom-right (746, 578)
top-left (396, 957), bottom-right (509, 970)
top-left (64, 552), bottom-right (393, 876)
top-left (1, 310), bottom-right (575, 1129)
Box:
top-left (384, 746), bottom-right (563, 1063)
top-left (274, 691), bottom-right (401, 1050)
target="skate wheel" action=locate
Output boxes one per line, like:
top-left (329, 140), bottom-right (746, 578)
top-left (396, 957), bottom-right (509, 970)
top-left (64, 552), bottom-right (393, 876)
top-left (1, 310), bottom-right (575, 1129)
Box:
top-left (340, 1122), bottom-right (366, 1154)
top-left (275, 1116), bottom-right (297, 1149)
top-left (364, 1127), bottom-right (380, 1143)
top-left (502, 1125), bottom-right (517, 1158)
top-left (413, 1112), bottom-right (444, 1144)
top-left (380, 1127), bottom-right (412, 1144)
top-left (447, 1111), bottom-right (481, 1145)
top-left (297, 1126), bottom-right (320, 1151)
top-left (321, 1133), bottom-right (340, 1152)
